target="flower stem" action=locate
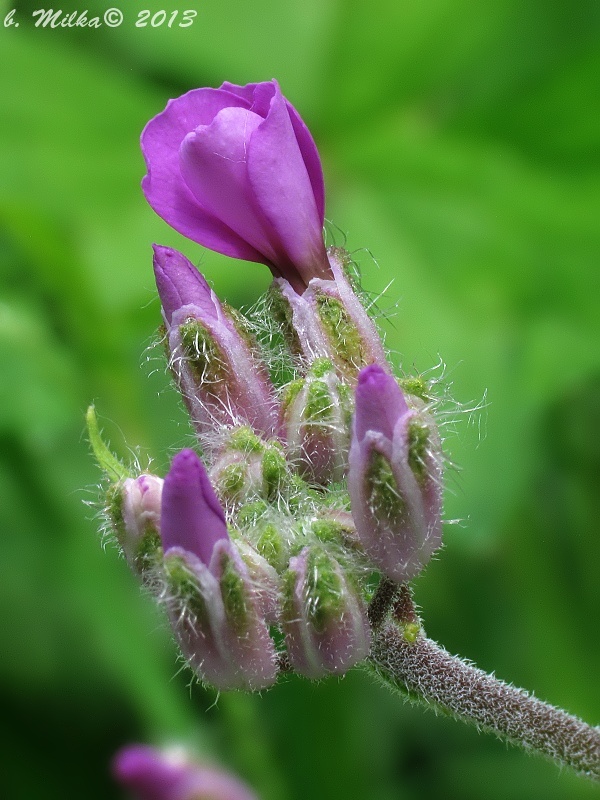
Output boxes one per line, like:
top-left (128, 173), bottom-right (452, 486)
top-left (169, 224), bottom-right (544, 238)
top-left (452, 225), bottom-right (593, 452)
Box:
top-left (367, 587), bottom-right (600, 781)
top-left (367, 576), bottom-right (399, 629)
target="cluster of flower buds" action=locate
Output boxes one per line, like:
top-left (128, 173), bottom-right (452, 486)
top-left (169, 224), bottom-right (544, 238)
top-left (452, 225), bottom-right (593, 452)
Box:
top-left (113, 744), bottom-right (258, 800)
top-left (93, 79), bottom-right (445, 693)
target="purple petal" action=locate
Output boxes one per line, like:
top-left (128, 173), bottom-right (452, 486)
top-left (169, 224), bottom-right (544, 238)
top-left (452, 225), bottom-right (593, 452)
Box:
top-left (285, 101), bottom-right (325, 223)
top-left (354, 365), bottom-right (408, 442)
top-left (113, 745), bottom-right (259, 800)
top-left (112, 745), bottom-right (186, 800)
top-left (219, 80), bottom-right (324, 219)
top-left (152, 245), bottom-right (218, 325)
top-left (141, 88), bottom-right (265, 263)
top-left (180, 768), bottom-right (258, 800)
top-left (218, 81), bottom-right (257, 106)
top-left (160, 449), bottom-right (228, 565)
top-left (247, 83), bottom-right (329, 286)
top-left (179, 107), bottom-right (281, 265)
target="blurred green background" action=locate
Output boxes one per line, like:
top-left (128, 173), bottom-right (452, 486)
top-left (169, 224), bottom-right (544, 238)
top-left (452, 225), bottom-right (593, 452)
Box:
top-left (1, 0), bottom-right (599, 797)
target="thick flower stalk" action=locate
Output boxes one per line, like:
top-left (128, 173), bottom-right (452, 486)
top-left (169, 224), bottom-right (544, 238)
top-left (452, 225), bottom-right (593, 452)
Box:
top-left (113, 744), bottom-right (258, 800)
top-left (87, 78), bottom-right (599, 783)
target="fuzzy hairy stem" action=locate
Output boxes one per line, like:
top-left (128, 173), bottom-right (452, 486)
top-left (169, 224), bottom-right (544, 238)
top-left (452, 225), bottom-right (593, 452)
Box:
top-left (369, 620), bottom-right (600, 780)
top-left (367, 577), bottom-right (399, 629)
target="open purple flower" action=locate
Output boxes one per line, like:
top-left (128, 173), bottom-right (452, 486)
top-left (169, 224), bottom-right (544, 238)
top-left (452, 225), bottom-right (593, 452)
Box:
top-left (142, 80), bottom-right (330, 294)
top-left (113, 744), bottom-right (258, 800)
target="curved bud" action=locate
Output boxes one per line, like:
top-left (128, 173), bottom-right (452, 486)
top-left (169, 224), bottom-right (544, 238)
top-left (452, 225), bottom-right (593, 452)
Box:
top-left (108, 475), bottom-right (163, 577)
top-left (161, 448), bottom-right (228, 566)
top-left (348, 365), bottom-right (443, 582)
top-left (153, 245), bottom-right (278, 442)
top-left (113, 743), bottom-right (258, 800)
top-left (282, 546), bottom-right (370, 679)
top-left (160, 449), bottom-right (276, 689)
top-left (281, 358), bottom-right (353, 484)
top-left (269, 248), bottom-right (388, 381)
top-left (163, 541), bottom-right (278, 691)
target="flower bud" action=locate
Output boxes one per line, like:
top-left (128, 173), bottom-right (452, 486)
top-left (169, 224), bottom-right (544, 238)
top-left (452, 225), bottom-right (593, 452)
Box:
top-left (281, 358), bottom-right (352, 484)
top-left (254, 521), bottom-right (290, 573)
top-left (108, 475), bottom-right (163, 577)
top-left (282, 546), bottom-right (370, 679)
top-left (153, 245), bottom-right (278, 443)
top-left (160, 449), bottom-right (277, 690)
top-left (233, 536), bottom-right (280, 623)
top-left (270, 247), bottom-right (388, 380)
top-left (113, 744), bottom-right (258, 800)
top-left (209, 426), bottom-right (289, 507)
top-left (348, 365), bottom-right (443, 582)
top-left (160, 448), bottom-right (228, 565)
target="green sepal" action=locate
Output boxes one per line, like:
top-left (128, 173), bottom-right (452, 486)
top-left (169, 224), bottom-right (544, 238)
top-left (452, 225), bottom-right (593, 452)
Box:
top-left (219, 551), bottom-right (249, 633)
top-left (86, 405), bottom-right (131, 482)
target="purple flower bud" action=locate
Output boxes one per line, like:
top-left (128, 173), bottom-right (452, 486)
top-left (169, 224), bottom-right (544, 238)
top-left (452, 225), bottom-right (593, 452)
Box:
top-left (160, 449), bottom-right (278, 690)
top-left (282, 546), bottom-right (370, 679)
top-left (281, 358), bottom-right (352, 484)
top-left (142, 81), bottom-right (331, 294)
top-left (109, 475), bottom-right (163, 577)
top-left (113, 744), bottom-right (258, 800)
top-left (160, 448), bottom-right (228, 566)
top-left (348, 365), bottom-right (443, 582)
top-left (154, 245), bottom-right (278, 441)
top-left (270, 248), bottom-right (388, 379)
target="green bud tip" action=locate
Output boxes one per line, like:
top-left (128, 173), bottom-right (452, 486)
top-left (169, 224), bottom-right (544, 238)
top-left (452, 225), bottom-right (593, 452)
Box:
top-left (367, 451), bottom-right (404, 522)
top-left (407, 420), bottom-right (430, 483)
top-left (179, 317), bottom-right (226, 384)
top-left (219, 553), bottom-right (249, 631)
top-left (305, 548), bottom-right (345, 633)
top-left (256, 523), bottom-right (287, 572)
top-left (315, 291), bottom-right (364, 373)
top-left (402, 622), bottom-right (420, 643)
top-left (163, 552), bottom-right (209, 625)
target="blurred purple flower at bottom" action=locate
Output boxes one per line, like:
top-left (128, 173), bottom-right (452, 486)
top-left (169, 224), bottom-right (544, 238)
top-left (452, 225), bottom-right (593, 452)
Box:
top-left (113, 744), bottom-right (259, 800)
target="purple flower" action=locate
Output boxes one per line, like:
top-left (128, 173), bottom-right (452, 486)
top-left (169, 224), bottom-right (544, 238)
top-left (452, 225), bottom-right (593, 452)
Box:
top-left (142, 80), bottom-right (330, 294)
top-left (153, 245), bottom-right (278, 441)
top-left (348, 365), bottom-right (443, 582)
top-left (160, 449), bottom-right (278, 690)
top-left (282, 546), bottom-right (370, 679)
top-left (113, 744), bottom-right (258, 800)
